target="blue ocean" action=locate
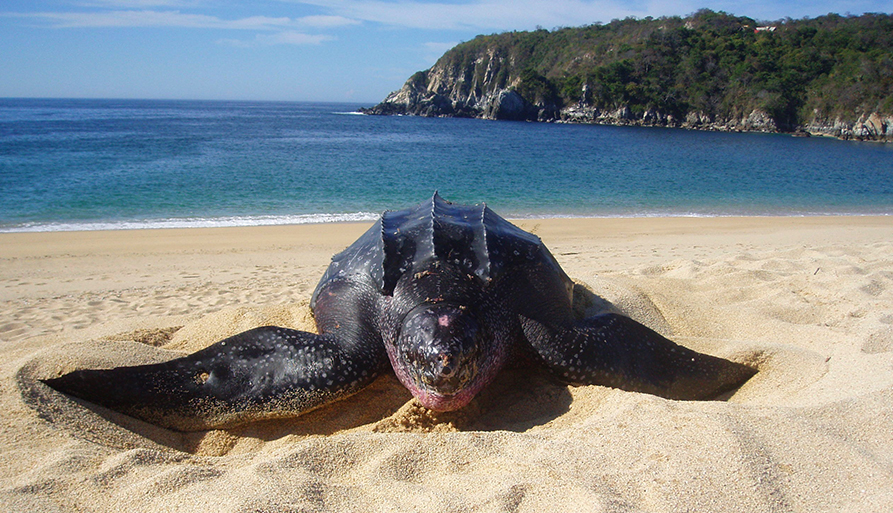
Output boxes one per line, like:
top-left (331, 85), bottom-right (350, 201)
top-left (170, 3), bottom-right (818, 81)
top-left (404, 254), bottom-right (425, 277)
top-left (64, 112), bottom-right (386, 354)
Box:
top-left (1, 98), bottom-right (891, 232)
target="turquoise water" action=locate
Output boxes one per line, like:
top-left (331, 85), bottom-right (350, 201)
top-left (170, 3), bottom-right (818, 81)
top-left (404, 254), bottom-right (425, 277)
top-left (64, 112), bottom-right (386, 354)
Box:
top-left (1, 98), bottom-right (891, 232)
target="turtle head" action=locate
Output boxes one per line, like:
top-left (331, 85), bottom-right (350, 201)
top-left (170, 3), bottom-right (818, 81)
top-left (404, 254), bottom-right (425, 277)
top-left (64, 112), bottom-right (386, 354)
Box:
top-left (392, 303), bottom-right (495, 411)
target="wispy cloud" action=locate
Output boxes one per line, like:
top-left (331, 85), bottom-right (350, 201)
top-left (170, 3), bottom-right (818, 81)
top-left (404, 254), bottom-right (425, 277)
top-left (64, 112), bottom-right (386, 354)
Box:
top-left (30, 10), bottom-right (347, 30)
top-left (289, 0), bottom-right (643, 31)
top-left (298, 15), bottom-right (361, 28)
top-left (8, 10), bottom-right (294, 29)
top-left (76, 0), bottom-right (208, 7)
top-left (1, 5), bottom-right (360, 49)
top-left (218, 31), bottom-right (335, 47)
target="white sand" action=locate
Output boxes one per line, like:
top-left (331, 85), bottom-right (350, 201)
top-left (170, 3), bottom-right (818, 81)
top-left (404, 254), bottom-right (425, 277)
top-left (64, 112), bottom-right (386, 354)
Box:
top-left (1, 217), bottom-right (892, 512)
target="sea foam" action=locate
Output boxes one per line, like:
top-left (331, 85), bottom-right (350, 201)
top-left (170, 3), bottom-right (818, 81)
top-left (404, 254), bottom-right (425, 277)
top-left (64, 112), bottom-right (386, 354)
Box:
top-left (0, 213), bottom-right (380, 233)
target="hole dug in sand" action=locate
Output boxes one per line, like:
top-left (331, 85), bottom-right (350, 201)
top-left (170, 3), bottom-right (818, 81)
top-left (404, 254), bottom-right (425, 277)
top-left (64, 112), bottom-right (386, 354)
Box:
top-left (18, 296), bottom-right (778, 457)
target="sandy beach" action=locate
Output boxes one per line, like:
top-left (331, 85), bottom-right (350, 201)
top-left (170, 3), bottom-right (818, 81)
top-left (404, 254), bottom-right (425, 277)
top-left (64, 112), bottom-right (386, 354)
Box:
top-left (1, 216), bottom-right (892, 512)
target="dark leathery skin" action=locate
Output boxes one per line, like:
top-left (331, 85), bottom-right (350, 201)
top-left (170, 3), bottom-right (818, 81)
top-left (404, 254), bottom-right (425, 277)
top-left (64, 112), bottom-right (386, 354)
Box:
top-left (43, 193), bottom-right (756, 431)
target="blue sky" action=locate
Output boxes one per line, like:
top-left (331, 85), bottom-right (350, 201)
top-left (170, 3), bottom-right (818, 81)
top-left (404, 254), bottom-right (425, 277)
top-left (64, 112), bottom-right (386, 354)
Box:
top-left (2, 1), bottom-right (889, 103)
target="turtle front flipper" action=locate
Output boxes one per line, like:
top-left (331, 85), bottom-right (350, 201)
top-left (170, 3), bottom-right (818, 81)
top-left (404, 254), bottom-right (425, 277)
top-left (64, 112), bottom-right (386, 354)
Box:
top-left (43, 326), bottom-right (387, 431)
top-left (522, 313), bottom-right (756, 400)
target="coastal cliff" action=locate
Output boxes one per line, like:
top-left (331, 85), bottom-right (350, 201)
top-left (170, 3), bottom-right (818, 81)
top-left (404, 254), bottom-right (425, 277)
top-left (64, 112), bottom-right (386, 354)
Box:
top-left (363, 11), bottom-right (893, 141)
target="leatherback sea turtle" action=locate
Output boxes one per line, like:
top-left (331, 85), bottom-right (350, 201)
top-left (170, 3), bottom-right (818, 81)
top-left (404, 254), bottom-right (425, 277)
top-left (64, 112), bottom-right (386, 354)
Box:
top-left (45, 194), bottom-right (755, 431)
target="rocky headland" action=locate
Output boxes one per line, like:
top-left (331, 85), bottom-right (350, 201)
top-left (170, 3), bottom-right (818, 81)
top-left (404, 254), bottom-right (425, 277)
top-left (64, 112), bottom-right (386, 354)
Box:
top-left (363, 11), bottom-right (893, 142)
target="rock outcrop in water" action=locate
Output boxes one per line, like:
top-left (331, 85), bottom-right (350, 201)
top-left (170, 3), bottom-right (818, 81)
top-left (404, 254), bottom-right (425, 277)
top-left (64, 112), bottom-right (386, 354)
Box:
top-left (363, 11), bottom-right (893, 142)
top-left (803, 113), bottom-right (893, 141)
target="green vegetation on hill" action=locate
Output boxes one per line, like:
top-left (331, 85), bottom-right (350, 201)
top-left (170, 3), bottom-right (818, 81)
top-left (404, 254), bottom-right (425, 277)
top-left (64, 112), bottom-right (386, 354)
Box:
top-left (408, 10), bottom-right (893, 130)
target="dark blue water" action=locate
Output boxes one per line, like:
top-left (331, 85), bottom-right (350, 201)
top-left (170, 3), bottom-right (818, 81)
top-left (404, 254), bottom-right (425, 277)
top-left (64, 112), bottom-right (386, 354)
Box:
top-left (1, 98), bottom-right (891, 231)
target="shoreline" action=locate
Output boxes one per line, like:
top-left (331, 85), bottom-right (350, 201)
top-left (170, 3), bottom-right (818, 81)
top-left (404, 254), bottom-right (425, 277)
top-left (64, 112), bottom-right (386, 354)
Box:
top-left (2, 211), bottom-right (891, 234)
top-left (2, 215), bottom-right (892, 511)
top-left (3, 213), bottom-right (892, 250)
top-left (367, 107), bottom-right (893, 143)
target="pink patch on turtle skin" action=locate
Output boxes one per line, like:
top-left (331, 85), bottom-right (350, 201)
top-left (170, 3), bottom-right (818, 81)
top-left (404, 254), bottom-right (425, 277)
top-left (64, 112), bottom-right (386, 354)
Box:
top-left (438, 314), bottom-right (451, 327)
top-left (413, 386), bottom-right (477, 412)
